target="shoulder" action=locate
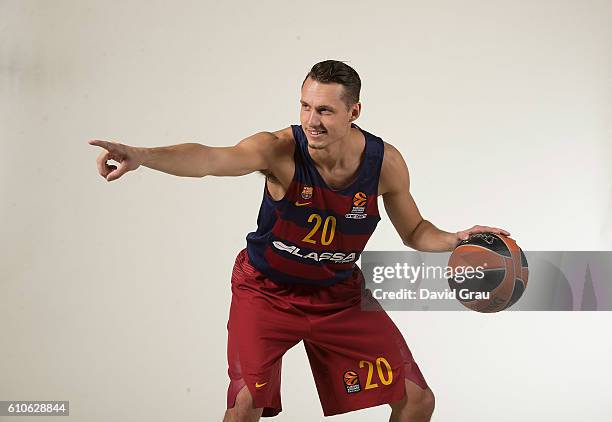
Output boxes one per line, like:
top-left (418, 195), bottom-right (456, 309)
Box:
top-left (272, 126), bottom-right (295, 141)
top-left (381, 141), bottom-right (404, 165)
top-left (241, 127), bottom-right (295, 159)
top-left (253, 127), bottom-right (296, 183)
top-left (269, 126), bottom-right (296, 159)
top-left (379, 141), bottom-right (410, 195)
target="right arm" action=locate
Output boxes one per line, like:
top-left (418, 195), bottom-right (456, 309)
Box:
top-left (88, 130), bottom-right (289, 181)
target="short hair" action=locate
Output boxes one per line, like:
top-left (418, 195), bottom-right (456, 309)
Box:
top-left (303, 60), bottom-right (361, 110)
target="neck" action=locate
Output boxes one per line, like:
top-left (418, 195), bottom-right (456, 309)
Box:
top-left (309, 127), bottom-right (363, 172)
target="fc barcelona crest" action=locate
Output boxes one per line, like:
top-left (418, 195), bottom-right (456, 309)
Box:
top-left (301, 186), bottom-right (313, 200)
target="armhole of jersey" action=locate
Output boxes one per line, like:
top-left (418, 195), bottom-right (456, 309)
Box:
top-left (263, 134), bottom-right (298, 204)
top-left (373, 138), bottom-right (385, 217)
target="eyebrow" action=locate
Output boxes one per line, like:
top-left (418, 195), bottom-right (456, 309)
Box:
top-left (300, 100), bottom-right (336, 112)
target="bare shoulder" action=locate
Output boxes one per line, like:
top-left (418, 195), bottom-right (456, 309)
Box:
top-left (239, 127), bottom-right (295, 161)
top-left (242, 128), bottom-right (291, 149)
top-left (379, 141), bottom-right (410, 195)
top-left (272, 126), bottom-right (295, 141)
top-left (269, 126), bottom-right (296, 159)
top-left (382, 142), bottom-right (405, 168)
top-left (252, 127), bottom-right (295, 186)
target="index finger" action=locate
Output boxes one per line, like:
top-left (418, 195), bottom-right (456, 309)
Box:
top-left (491, 227), bottom-right (511, 236)
top-left (88, 139), bottom-right (114, 150)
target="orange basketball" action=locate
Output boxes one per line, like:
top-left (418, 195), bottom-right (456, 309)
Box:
top-left (447, 233), bottom-right (528, 313)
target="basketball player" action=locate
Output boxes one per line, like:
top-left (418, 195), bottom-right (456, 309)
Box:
top-left (89, 60), bottom-right (509, 421)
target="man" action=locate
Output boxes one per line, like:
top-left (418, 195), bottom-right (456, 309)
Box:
top-left (89, 60), bottom-right (509, 421)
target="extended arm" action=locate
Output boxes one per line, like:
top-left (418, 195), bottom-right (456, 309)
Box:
top-left (88, 130), bottom-right (289, 181)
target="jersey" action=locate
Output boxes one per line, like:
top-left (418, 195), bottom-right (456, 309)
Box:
top-left (245, 123), bottom-right (385, 286)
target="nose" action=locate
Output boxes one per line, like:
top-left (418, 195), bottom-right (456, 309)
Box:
top-left (306, 110), bottom-right (320, 128)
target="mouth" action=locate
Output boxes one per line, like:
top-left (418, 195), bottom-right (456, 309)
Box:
top-left (307, 128), bottom-right (327, 137)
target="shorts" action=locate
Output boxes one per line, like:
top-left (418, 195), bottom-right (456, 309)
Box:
top-left (226, 248), bottom-right (428, 417)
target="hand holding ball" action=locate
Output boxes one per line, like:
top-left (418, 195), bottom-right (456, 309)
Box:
top-left (447, 233), bottom-right (529, 312)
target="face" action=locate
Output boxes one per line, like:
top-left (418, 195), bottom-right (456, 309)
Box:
top-left (300, 77), bottom-right (360, 150)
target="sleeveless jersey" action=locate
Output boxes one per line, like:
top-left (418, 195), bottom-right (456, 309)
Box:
top-left (245, 123), bottom-right (385, 286)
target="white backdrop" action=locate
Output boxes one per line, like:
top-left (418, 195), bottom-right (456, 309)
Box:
top-left (2, 0), bottom-right (611, 421)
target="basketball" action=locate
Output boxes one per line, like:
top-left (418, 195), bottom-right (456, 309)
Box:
top-left (447, 233), bottom-right (529, 313)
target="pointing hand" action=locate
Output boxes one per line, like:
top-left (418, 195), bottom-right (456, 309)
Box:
top-left (88, 139), bottom-right (143, 182)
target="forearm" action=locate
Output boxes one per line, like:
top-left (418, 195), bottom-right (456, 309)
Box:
top-left (404, 219), bottom-right (457, 252)
top-left (138, 143), bottom-right (210, 177)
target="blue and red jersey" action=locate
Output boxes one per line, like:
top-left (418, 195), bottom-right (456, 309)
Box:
top-left (245, 124), bottom-right (385, 286)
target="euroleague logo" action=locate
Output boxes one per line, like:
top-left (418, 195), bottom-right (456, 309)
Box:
top-left (346, 191), bottom-right (368, 219)
top-left (342, 370), bottom-right (362, 394)
top-left (353, 192), bottom-right (367, 207)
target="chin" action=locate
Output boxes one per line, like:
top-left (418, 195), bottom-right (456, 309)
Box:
top-left (307, 142), bottom-right (327, 150)
top-left (307, 138), bottom-right (327, 149)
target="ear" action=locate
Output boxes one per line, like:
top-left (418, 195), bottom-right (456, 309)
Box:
top-left (349, 102), bottom-right (361, 121)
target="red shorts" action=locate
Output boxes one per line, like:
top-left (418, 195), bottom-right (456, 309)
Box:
top-left (226, 249), bottom-right (428, 417)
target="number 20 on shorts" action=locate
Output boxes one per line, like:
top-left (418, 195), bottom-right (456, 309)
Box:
top-left (359, 357), bottom-right (393, 390)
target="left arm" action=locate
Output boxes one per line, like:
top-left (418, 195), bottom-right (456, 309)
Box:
top-left (378, 143), bottom-right (510, 252)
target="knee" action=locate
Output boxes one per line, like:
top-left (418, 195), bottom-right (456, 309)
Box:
top-left (234, 385), bottom-right (255, 409)
top-left (392, 386), bottom-right (435, 421)
top-left (409, 388), bottom-right (435, 418)
top-left (421, 388), bottom-right (435, 417)
top-left (225, 386), bottom-right (262, 422)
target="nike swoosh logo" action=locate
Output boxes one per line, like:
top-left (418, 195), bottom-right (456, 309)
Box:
top-left (294, 201), bottom-right (312, 207)
top-left (255, 382), bottom-right (268, 388)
